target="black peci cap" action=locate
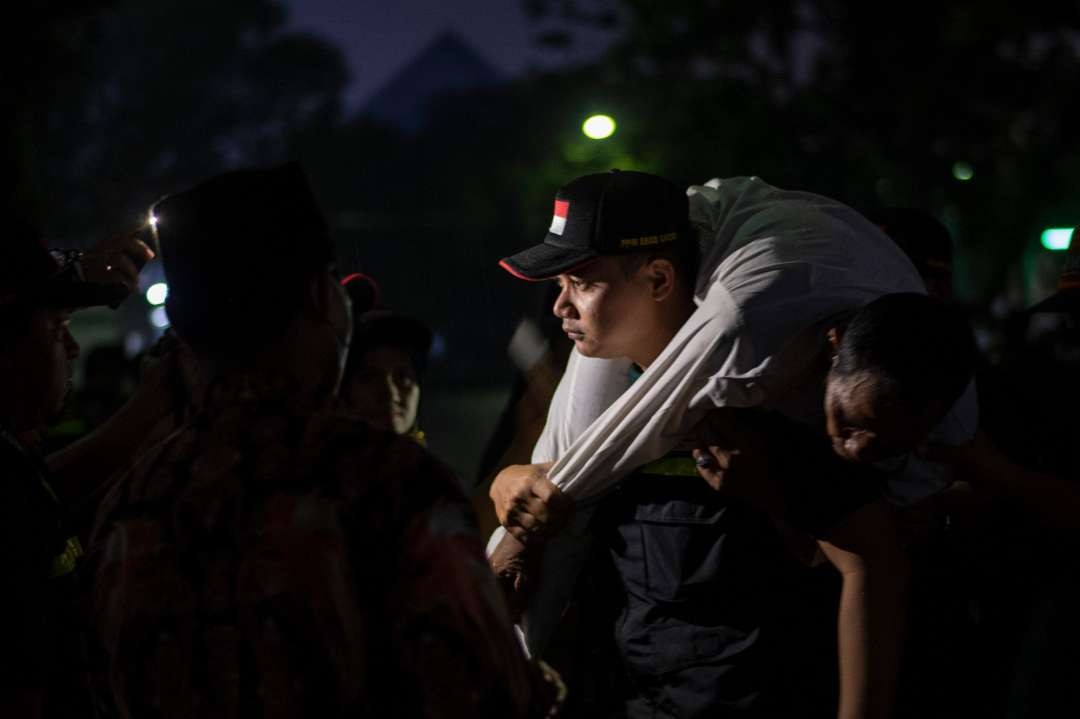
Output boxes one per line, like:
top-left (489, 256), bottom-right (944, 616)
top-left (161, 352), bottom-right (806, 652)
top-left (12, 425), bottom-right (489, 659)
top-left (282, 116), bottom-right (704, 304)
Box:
top-left (499, 169), bottom-right (692, 281)
top-left (152, 162), bottom-right (334, 348)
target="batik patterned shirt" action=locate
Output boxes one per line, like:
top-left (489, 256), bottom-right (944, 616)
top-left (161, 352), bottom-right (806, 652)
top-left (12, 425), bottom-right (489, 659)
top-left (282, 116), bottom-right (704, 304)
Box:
top-left (90, 373), bottom-right (544, 718)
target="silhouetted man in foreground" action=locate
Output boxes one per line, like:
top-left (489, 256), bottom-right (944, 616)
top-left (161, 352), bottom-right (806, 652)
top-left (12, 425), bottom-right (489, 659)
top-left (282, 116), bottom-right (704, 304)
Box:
top-left (89, 164), bottom-right (560, 718)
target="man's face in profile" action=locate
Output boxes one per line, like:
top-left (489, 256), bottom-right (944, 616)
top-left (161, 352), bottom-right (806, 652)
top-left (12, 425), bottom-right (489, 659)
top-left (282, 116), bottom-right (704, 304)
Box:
top-left (2, 308), bottom-right (80, 431)
top-left (551, 256), bottom-right (656, 361)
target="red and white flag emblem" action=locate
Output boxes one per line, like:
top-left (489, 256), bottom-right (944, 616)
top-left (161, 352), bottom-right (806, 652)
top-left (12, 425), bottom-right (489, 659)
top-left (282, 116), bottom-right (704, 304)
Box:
top-left (549, 199), bottom-right (569, 235)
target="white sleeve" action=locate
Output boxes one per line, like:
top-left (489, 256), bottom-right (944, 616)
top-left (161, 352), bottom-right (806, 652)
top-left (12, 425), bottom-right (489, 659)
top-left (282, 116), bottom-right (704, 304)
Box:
top-left (542, 281), bottom-right (761, 502)
top-left (531, 350), bottom-right (633, 464)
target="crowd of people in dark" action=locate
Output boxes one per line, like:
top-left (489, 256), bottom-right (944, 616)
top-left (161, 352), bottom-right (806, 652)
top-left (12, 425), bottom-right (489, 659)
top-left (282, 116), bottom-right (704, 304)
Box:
top-left (2, 161), bottom-right (1077, 718)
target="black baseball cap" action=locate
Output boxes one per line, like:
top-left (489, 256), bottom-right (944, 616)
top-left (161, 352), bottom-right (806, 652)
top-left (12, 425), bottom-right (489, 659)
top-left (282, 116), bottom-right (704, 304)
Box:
top-left (341, 273), bottom-right (433, 376)
top-left (351, 309), bottom-right (433, 359)
top-left (1, 220), bottom-right (125, 317)
top-left (499, 169), bottom-right (692, 281)
top-left (341, 272), bottom-right (381, 316)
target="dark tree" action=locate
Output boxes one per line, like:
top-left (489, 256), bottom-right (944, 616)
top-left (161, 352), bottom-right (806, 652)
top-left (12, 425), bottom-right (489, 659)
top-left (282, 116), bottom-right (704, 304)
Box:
top-left (12, 0), bottom-right (348, 245)
top-left (522, 0), bottom-right (1080, 301)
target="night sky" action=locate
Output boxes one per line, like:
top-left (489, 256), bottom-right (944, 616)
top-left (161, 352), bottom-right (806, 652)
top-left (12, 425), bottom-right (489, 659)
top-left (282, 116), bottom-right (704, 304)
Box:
top-left (282, 0), bottom-right (610, 108)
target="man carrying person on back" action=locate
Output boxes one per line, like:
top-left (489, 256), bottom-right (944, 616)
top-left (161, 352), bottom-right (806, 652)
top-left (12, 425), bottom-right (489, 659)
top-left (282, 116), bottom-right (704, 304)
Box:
top-left (490, 170), bottom-right (977, 717)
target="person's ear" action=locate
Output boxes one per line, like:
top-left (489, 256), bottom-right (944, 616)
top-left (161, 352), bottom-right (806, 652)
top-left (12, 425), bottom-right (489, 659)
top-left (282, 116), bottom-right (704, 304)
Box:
top-left (826, 326), bottom-right (844, 358)
top-left (645, 258), bottom-right (676, 302)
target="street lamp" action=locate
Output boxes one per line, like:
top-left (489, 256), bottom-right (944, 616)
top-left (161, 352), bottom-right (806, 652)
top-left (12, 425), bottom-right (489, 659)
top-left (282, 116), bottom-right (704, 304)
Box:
top-left (1041, 228), bottom-right (1074, 251)
top-left (583, 114), bottom-right (616, 140)
top-left (952, 162), bottom-right (974, 182)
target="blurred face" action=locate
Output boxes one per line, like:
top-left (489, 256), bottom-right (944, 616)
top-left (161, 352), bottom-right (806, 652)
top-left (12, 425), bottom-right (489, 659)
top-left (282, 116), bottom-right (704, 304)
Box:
top-left (552, 256), bottom-right (659, 362)
top-left (824, 368), bottom-right (943, 464)
top-left (343, 345), bottom-right (420, 434)
top-left (0, 308), bottom-right (80, 430)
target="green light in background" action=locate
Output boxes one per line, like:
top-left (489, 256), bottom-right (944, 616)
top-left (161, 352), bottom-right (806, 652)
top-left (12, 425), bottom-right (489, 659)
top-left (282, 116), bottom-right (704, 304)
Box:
top-left (1041, 227), bottom-right (1074, 251)
top-left (952, 161), bottom-right (974, 181)
top-left (582, 114), bottom-right (616, 140)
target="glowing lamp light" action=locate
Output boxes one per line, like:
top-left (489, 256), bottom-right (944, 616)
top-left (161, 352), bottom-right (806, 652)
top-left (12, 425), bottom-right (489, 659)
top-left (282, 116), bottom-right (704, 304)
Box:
top-left (1041, 228), bottom-right (1074, 251)
top-left (952, 161), bottom-right (974, 181)
top-left (582, 114), bottom-right (616, 140)
top-left (145, 282), bottom-right (168, 306)
top-left (149, 306), bottom-right (170, 329)
top-left (148, 212), bottom-right (159, 228)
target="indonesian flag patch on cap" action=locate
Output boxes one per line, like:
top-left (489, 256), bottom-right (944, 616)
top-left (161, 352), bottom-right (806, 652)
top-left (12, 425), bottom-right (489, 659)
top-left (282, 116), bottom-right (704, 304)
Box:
top-left (549, 199), bottom-right (569, 236)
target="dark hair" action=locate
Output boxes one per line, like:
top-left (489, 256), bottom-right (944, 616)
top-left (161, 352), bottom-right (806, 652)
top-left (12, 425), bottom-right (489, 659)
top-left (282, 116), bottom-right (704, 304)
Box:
top-left (834, 293), bottom-right (976, 412)
top-left (615, 234), bottom-right (700, 290)
top-left (867, 207), bottom-right (953, 278)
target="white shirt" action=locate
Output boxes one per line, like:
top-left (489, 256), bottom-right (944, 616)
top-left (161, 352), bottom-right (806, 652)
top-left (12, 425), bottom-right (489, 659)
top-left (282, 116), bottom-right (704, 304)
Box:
top-left (494, 176), bottom-right (976, 653)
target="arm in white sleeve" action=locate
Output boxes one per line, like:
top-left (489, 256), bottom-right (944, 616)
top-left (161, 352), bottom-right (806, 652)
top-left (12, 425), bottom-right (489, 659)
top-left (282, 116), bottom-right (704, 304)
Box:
top-left (531, 350), bottom-right (633, 464)
top-left (540, 281), bottom-right (765, 503)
